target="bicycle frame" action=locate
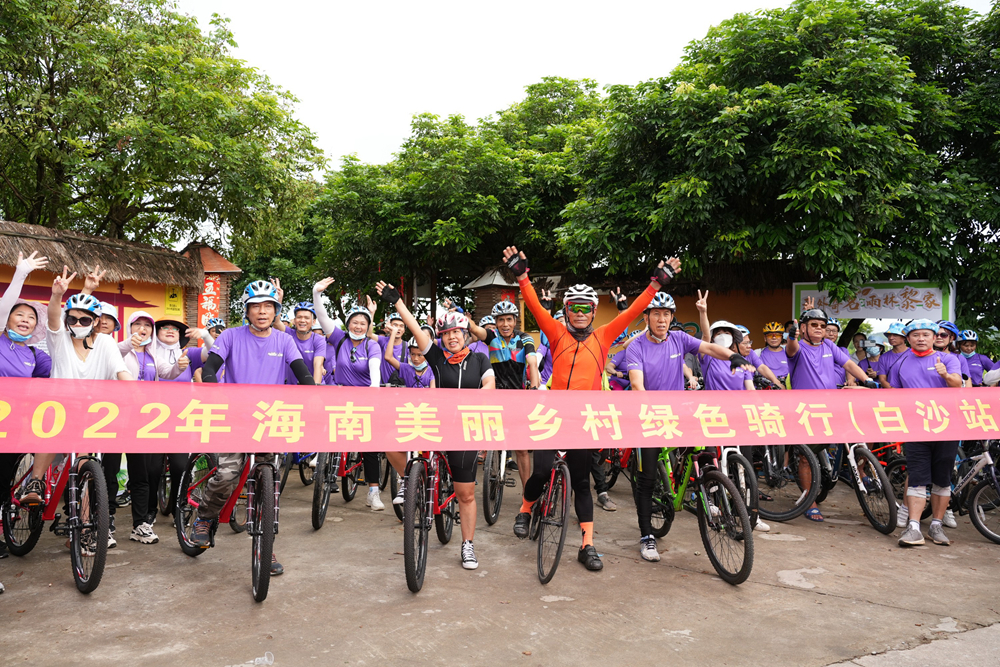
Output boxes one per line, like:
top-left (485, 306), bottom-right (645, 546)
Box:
top-left (403, 451), bottom-right (456, 522)
top-left (952, 450), bottom-right (999, 500)
top-left (660, 446), bottom-right (713, 514)
top-left (336, 452), bottom-right (362, 478)
top-left (8, 453), bottom-right (98, 527)
top-left (186, 454), bottom-right (280, 539)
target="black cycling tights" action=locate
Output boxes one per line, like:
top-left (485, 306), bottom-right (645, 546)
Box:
top-left (633, 447), bottom-right (662, 537)
top-left (523, 449), bottom-right (593, 524)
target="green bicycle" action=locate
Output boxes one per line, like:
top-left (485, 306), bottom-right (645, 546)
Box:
top-left (648, 446), bottom-right (754, 585)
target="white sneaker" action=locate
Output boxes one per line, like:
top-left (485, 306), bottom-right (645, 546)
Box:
top-left (129, 522), bottom-right (159, 544)
top-left (896, 503), bottom-right (909, 528)
top-left (754, 518), bottom-right (771, 533)
top-left (461, 540), bottom-right (479, 570)
top-left (392, 477), bottom-right (405, 506)
top-left (943, 509), bottom-right (957, 529)
top-left (640, 535), bottom-right (660, 562)
top-left (108, 531), bottom-right (117, 549)
top-left (368, 488), bottom-right (384, 511)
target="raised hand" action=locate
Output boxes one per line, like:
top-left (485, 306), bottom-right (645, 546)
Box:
top-left (178, 353), bottom-right (191, 371)
top-left (51, 266), bottom-right (77, 298)
top-left (82, 265), bottom-right (106, 293)
top-left (502, 246), bottom-right (528, 278)
top-left (17, 251), bottom-right (48, 274)
top-left (313, 277), bottom-right (335, 294)
top-left (272, 278), bottom-right (284, 304)
top-left (540, 289), bottom-right (554, 311)
top-left (376, 281), bottom-right (401, 306)
top-left (442, 297), bottom-right (454, 311)
top-left (695, 289), bottom-right (709, 313)
top-left (365, 294), bottom-right (377, 314)
top-left (934, 354), bottom-right (948, 377)
top-left (651, 258), bottom-right (681, 287)
top-left (610, 287), bottom-right (627, 311)
top-left (802, 296), bottom-right (816, 311)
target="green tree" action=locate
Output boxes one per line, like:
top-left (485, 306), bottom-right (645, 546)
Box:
top-left (0, 0), bottom-right (323, 250)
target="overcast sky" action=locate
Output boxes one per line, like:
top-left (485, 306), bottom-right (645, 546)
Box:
top-left (172, 0), bottom-right (995, 169)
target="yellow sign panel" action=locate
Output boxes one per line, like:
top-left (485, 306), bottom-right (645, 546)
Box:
top-left (164, 285), bottom-right (183, 317)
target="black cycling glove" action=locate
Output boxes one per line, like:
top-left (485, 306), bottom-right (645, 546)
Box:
top-left (506, 253), bottom-right (528, 277)
top-left (785, 322), bottom-right (798, 340)
top-left (379, 285), bottom-right (402, 306)
top-left (729, 353), bottom-right (750, 371)
top-left (651, 263), bottom-right (676, 287)
top-left (540, 294), bottom-right (553, 311)
top-left (615, 293), bottom-right (628, 311)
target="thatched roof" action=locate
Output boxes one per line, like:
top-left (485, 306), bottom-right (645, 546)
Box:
top-left (0, 221), bottom-right (202, 288)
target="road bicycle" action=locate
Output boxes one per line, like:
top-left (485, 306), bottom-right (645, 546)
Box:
top-left (718, 445), bottom-right (760, 530)
top-left (752, 444), bottom-right (820, 522)
top-left (598, 447), bottom-right (636, 491)
top-left (527, 451), bottom-right (570, 585)
top-left (278, 452), bottom-right (319, 492)
top-left (156, 454), bottom-right (172, 516)
top-left (401, 450), bottom-right (458, 592)
top-left (814, 443), bottom-right (896, 533)
top-left (481, 449), bottom-right (516, 525)
top-left (650, 446), bottom-right (754, 584)
top-left (175, 453), bottom-right (279, 602)
top-left (2, 452), bottom-right (109, 593)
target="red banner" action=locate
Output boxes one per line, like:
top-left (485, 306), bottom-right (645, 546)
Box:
top-left (196, 273), bottom-right (222, 337)
top-left (0, 379), bottom-right (996, 453)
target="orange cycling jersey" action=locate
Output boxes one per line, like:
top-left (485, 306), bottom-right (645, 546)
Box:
top-left (519, 277), bottom-right (658, 390)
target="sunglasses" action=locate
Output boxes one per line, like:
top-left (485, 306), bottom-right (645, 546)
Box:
top-left (349, 347), bottom-right (357, 364)
top-left (934, 332), bottom-right (950, 338)
top-left (567, 304), bottom-right (594, 314)
top-left (66, 315), bottom-right (94, 327)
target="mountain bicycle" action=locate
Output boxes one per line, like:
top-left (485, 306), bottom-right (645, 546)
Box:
top-left (752, 444), bottom-right (820, 522)
top-left (525, 450), bottom-right (571, 584)
top-left (481, 449), bottom-right (516, 525)
top-left (814, 443), bottom-right (896, 533)
top-left (402, 450), bottom-right (459, 592)
top-left (278, 452), bottom-right (319, 492)
top-left (2, 452), bottom-right (109, 593)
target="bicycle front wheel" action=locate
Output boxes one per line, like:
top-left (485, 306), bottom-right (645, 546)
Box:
top-left (697, 469), bottom-right (753, 585)
top-left (403, 461), bottom-right (429, 593)
top-left (278, 454), bottom-right (294, 493)
top-left (435, 462), bottom-right (456, 545)
top-left (2, 453), bottom-right (43, 557)
top-left (157, 455), bottom-right (171, 516)
top-left (229, 478), bottom-right (249, 533)
top-left (299, 455), bottom-right (316, 486)
top-left (726, 452), bottom-right (759, 530)
top-left (852, 447), bottom-right (897, 534)
top-left (537, 462), bottom-right (570, 585)
top-left (482, 450), bottom-right (504, 526)
top-left (70, 459), bottom-right (109, 594)
top-left (251, 465), bottom-right (275, 603)
top-left (175, 453), bottom-right (218, 557)
top-left (379, 453), bottom-right (390, 491)
top-left (650, 461), bottom-right (675, 539)
top-left (341, 452), bottom-right (360, 502)
top-left (756, 445), bottom-right (820, 522)
top-left (968, 477), bottom-right (1000, 544)
top-left (311, 452), bottom-right (332, 530)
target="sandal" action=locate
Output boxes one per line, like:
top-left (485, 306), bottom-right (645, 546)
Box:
top-left (805, 507), bottom-right (824, 522)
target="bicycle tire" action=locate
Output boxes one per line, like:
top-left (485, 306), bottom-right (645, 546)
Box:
top-left (968, 477), bottom-right (1000, 545)
top-left (815, 464), bottom-right (836, 505)
top-left (157, 454), bottom-right (171, 516)
top-left (482, 450), bottom-right (504, 526)
top-left (311, 452), bottom-right (332, 530)
top-left (625, 450), bottom-right (640, 492)
top-left (175, 453), bottom-right (218, 558)
top-left (852, 447), bottom-right (897, 534)
top-left (251, 465), bottom-right (274, 603)
top-left (341, 452), bottom-right (360, 502)
top-left (435, 462), bottom-right (456, 544)
top-left (756, 445), bottom-right (820, 522)
top-left (726, 452), bottom-right (760, 530)
top-left (403, 460), bottom-right (429, 593)
top-left (229, 479), bottom-right (249, 533)
top-left (69, 458), bottom-right (109, 594)
top-left (537, 461), bottom-right (570, 585)
top-left (650, 461), bottom-right (675, 538)
top-left (2, 453), bottom-right (44, 557)
top-left (278, 454), bottom-right (294, 493)
top-left (528, 492), bottom-right (543, 541)
top-left (379, 453), bottom-right (390, 491)
top-left (299, 455), bottom-right (316, 486)
top-left (885, 457), bottom-right (908, 506)
top-left (606, 456), bottom-right (621, 490)
top-left (696, 469), bottom-right (753, 585)
top-left (390, 471), bottom-right (403, 521)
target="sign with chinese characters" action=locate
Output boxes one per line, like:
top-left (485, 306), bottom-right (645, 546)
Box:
top-left (164, 284), bottom-right (184, 317)
top-left (0, 379), bottom-right (994, 454)
top-left (792, 280), bottom-right (955, 321)
top-left (197, 273), bottom-right (222, 334)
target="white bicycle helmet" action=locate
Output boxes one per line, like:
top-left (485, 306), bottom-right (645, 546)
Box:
top-left (645, 292), bottom-right (676, 312)
top-left (563, 284), bottom-right (599, 305)
top-left (345, 305), bottom-right (372, 326)
top-left (492, 300), bottom-right (519, 317)
top-left (479, 315), bottom-right (496, 327)
top-left (437, 311), bottom-right (470, 334)
top-left (65, 293), bottom-right (101, 317)
top-left (241, 280), bottom-right (281, 311)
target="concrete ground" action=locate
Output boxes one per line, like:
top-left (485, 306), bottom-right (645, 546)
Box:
top-left (2, 470), bottom-right (999, 667)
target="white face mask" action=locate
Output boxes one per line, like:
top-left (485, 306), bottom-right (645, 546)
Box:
top-left (414, 361), bottom-right (428, 371)
top-left (70, 325), bottom-right (94, 339)
top-left (348, 331), bottom-right (366, 341)
top-left (136, 336), bottom-right (152, 346)
top-left (713, 333), bottom-right (733, 349)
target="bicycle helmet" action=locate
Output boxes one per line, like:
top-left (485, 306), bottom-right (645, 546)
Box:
top-left (799, 308), bottom-right (829, 325)
top-left (206, 317), bottom-right (226, 330)
top-left (959, 329), bottom-right (979, 342)
top-left (345, 305), bottom-right (372, 326)
top-left (553, 309), bottom-right (565, 321)
top-left (281, 313), bottom-right (292, 323)
top-left (479, 315), bottom-right (496, 327)
top-left (763, 321), bottom-right (784, 334)
top-left (645, 292), bottom-right (676, 312)
top-left (99, 301), bottom-right (121, 332)
top-left (735, 325), bottom-right (750, 337)
top-left (64, 293), bottom-right (101, 317)
top-left (886, 321), bottom-right (907, 336)
top-left (709, 320), bottom-right (744, 345)
top-left (408, 337), bottom-right (423, 349)
top-left (420, 324), bottom-right (437, 338)
top-left (241, 280), bottom-right (281, 310)
top-left (826, 317), bottom-right (841, 330)
top-left (937, 320), bottom-right (960, 339)
top-left (387, 312), bottom-right (403, 323)
top-left (492, 300), bottom-right (519, 317)
top-left (437, 311), bottom-right (469, 334)
top-left (293, 301), bottom-right (316, 317)
top-left (311, 321), bottom-right (323, 332)
top-left (903, 319), bottom-right (938, 335)
top-left (563, 284), bottom-right (599, 305)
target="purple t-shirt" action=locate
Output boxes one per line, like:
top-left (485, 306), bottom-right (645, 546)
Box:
top-left (397, 362), bottom-right (434, 388)
top-left (758, 346), bottom-right (789, 378)
top-left (328, 329), bottom-right (381, 387)
top-left (377, 335), bottom-right (408, 384)
top-left (165, 348), bottom-right (205, 383)
top-left (133, 349), bottom-right (159, 382)
top-left (965, 353), bottom-right (995, 386)
top-left (284, 329), bottom-right (327, 384)
top-left (701, 353), bottom-right (753, 390)
top-left (0, 333), bottom-right (49, 378)
top-left (322, 341), bottom-right (336, 385)
top-left (608, 347), bottom-right (629, 390)
top-left (211, 326), bottom-right (302, 385)
top-left (787, 339), bottom-right (849, 390)
top-left (468, 340), bottom-right (489, 358)
top-left (887, 350), bottom-right (960, 389)
top-left (858, 357), bottom-right (879, 375)
top-left (625, 331), bottom-right (702, 391)
top-left (875, 349), bottom-right (906, 379)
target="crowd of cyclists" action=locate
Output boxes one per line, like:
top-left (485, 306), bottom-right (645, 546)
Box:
top-left (0, 244), bottom-right (994, 596)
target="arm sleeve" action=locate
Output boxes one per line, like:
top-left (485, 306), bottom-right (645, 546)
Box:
top-left (202, 352), bottom-right (224, 383)
top-left (313, 290), bottom-right (338, 336)
top-left (517, 276), bottom-right (566, 346)
top-left (118, 339), bottom-right (131, 356)
top-left (290, 358), bottom-right (316, 385)
top-left (155, 354), bottom-right (182, 380)
top-left (368, 356), bottom-right (381, 387)
top-left (0, 265), bottom-right (30, 327)
top-left (599, 284), bottom-right (659, 347)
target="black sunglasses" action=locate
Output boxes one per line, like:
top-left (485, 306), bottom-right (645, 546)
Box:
top-left (350, 347), bottom-right (357, 363)
top-left (66, 315), bottom-right (94, 327)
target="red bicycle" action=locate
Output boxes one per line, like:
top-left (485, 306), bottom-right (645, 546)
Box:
top-left (2, 452), bottom-right (110, 593)
top-left (401, 450), bottom-right (458, 592)
top-left (599, 447), bottom-right (635, 490)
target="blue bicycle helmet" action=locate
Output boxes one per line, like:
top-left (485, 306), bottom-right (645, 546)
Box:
top-left (826, 317), bottom-right (841, 330)
top-left (937, 320), bottom-right (960, 339)
top-left (903, 319), bottom-right (938, 335)
top-left (886, 321), bottom-right (907, 336)
top-left (65, 293), bottom-right (101, 317)
top-left (645, 292), bottom-right (676, 312)
top-left (206, 317), bottom-right (226, 330)
top-left (479, 315), bottom-right (496, 327)
top-left (345, 305), bottom-right (372, 326)
top-left (387, 312), bottom-right (403, 322)
top-left (959, 329), bottom-right (979, 342)
top-left (735, 325), bottom-right (750, 337)
top-left (293, 301), bottom-right (316, 317)
top-left (241, 280), bottom-right (280, 311)
top-left (553, 309), bottom-right (565, 321)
